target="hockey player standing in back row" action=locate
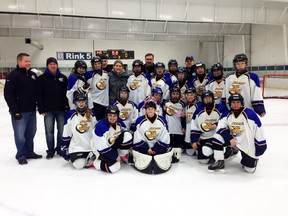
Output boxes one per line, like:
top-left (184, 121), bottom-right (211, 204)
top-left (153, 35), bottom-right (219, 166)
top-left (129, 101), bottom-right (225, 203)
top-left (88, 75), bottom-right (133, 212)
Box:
top-left (168, 59), bottom-right (179, 76)
top-left (66, 60), bottom-right (93, 110)
top-left (208, 93), bottom-right (267, 173)
top-left (174, 67), bottom-right (193, 102)
top-left (190, 90), bottom-right (227, 164)
top-left (163, 87), bottom-right (185, 162)
top-left (223, 53), bottom-right (266, 117)
top-left (91, 105), bottom-right (133, 173)
top-left (88, 56), bottom-right (109, 120)
top-left (192, 61), bottom-right (210, 102)
top-left (127, 59), bottom-right (151, 107)
top-left (60, 91), bottom-right (97, 169)
top-left (205, 62), bottom-right (226, 104)
top-left (113, 86), bottom-right (138, 131)
top-left (150, 62), bottom-right (177, 100)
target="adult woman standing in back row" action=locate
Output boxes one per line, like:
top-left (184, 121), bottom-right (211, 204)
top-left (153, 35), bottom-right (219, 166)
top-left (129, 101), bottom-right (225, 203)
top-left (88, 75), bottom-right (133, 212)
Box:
top-left (108, 60), bottom-right (129, 105)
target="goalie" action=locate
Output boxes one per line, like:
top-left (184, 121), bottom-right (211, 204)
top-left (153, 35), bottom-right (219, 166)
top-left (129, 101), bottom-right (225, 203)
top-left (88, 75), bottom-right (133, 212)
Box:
top-left (132, 99), bottom-right (172, 174)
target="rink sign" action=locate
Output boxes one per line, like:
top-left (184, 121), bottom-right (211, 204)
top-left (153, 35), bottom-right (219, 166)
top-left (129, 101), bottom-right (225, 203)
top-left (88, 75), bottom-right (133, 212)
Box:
top-left (56, 52), bottom-right (93, 60)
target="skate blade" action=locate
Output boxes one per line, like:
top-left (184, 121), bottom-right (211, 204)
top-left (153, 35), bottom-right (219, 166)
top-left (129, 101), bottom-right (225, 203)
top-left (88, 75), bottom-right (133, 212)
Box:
top-left (208, 168), bottom-right (225, 174)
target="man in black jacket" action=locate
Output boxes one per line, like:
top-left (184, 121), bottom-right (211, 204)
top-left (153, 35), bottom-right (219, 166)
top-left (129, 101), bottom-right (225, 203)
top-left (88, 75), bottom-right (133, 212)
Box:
top-left (4, 53), bottom-right (42, 165)
top-left (37, 57), bottom-right (69, 159)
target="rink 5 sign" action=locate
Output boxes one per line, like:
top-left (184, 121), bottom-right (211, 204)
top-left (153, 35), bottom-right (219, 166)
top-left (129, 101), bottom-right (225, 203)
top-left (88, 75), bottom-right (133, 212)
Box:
top-left (56, 52), bottom-right (92, 60)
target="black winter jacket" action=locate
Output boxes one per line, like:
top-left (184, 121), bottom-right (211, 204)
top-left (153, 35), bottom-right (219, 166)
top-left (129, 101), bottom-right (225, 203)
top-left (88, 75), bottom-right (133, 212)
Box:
top-left (37, 68), bottom-right (69, 114)
top-left (108, 70), bottom-right (129, 105)
top-left (4, 66), bottom-right (38, 113)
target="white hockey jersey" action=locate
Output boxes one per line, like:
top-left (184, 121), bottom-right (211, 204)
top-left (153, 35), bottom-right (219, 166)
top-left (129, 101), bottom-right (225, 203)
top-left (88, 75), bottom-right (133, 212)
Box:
top-left (191, 104), bottom-right (227, 142)
top-left (62, 109), bottom-right (97, 154)
top-left (150, 73), bottom-right (177, 100)
top-left (223, 72), bottom-right (265, 115)
top-left (127, 73), bottom-right (151, 106)
top-left (133, 115), bottom-right (170, 152)
top-left (163, 100), bottom-right (185, 135)
top-left (191, 75), bottom-right (210, 101)
top-left (114, 100), bottom-right (138, 129)
top-left (212, 107), bottom-right (267, 159)
top-left (184, 103), bottom-right (199, 143)
top-left (66, 73), bottom-right (93, 109)
top-left (205, 78), bottom-right (225, 104)
top-left (88, 70), bottom-right (109, 106)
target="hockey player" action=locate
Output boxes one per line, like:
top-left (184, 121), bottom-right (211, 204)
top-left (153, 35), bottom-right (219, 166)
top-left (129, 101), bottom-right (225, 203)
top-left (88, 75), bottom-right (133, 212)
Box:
top-left (205, 62), bottom-right (226, 104)
top-left (192, 61), bottom-right (210, 102)
top-left (113, 86), bottom-right (138, 131)
top-left (132, 99), bottom-right (172, 174)
top-left (168, 59), bottom-right (179, 76)
top-left (174, 67), bottom-right (193, 102)
top-left (190, 90), bottom-right (227, 164)
top-left (66, 60), bottom-right (93, 110)
top-left (60, 91), bottom-right (97, 169)
top-left (150, 62), bottom-right (177, 100)
top-left (88, 56), bottom-right (109, 120)
top-left (163, 87), bottom-right (185, 162)
top-left (127, 59), bottom-right (151, 106)
top-left (223, 53), bottom-right (266, 117)
top-left (91, 105), bottom-right (133, 173)
top-left (183, 87), bottom-right (199, 156)
top-left (138, 87), bottom-right (164, 117)
top-left (208, 93), bottom-right (267, 173)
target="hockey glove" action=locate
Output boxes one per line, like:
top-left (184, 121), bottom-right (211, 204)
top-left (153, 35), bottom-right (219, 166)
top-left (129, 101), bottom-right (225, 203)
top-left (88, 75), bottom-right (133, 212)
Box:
top-left (12, 113), bottom-right (22, 120)
top-left (255, 143), bottom-right (267, 157)
top-left (60, 141), bottom-right (70, 161)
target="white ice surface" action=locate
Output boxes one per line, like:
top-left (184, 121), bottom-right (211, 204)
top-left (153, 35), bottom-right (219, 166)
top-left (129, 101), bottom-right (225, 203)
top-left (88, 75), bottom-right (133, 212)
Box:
top-left (0, 91), bottom-right (288, 216)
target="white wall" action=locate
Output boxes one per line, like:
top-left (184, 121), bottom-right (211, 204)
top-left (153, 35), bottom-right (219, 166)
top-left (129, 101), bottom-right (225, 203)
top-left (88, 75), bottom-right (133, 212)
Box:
top-left (0, 37), bottom-right (201, 70)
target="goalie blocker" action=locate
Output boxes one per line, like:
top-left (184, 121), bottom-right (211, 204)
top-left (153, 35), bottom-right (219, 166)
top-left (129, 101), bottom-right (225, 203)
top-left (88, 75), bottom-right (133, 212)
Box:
top-left (132, 150), bottom-right (173, 174)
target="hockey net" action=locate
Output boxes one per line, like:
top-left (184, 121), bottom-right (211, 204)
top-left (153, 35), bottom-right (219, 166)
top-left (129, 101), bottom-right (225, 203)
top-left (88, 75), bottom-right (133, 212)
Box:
top-left (262, 74), bottom-right (288, 99)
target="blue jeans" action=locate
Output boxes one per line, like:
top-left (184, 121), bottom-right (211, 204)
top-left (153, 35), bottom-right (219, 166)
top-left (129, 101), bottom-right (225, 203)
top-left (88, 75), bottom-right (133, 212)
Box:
top-left (12, 111), bottom-right (37, 160)
top-left (44, 111), bottom-right (65, 155)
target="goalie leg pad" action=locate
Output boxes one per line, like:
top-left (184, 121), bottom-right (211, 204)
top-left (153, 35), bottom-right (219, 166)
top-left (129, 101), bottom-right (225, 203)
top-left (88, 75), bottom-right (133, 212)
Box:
top-left (132, 150), bottom-right (153, 174)
top-left (153, 151), bottom-right (173, 174)
top-left (72, 158), bottom-right (86, 170)
top-left (202, 145), bottom-right (213, 157)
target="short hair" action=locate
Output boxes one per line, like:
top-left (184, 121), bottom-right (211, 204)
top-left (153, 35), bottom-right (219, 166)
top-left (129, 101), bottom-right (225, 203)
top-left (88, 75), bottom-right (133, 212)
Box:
top-left (113, 60), bottom-right (124, 67)
top-left (145, 53), bottom-right (154, 58)
top-left (17, 53), bottom-right (30, 61)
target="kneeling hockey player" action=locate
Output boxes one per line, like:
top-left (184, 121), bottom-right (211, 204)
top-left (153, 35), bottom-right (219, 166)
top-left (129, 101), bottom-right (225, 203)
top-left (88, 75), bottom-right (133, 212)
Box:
top-left (91, 105), bottom-right (133, 173)
top-left (208, 93), bottom-right (267, 173)
top-left (132, 99), bottom-right (172, 174)
top-left (60, 91), bottom-right (97, 169)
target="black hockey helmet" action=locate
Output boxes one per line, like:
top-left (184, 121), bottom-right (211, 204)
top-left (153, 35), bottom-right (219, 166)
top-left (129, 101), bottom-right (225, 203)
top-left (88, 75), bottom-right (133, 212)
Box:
top-left (170, 86), bottom-right (181, 102)
top-left (74, 60), bottom-right (87, 70)
top-left (73, 91), bottom-right (88, 103)
top-left (105, 105), bottom-right (120, 117)
top-left (211, 62), bottom-right (223, 73)
top-left (201, 90), bottom-right (214, 105)
top-left (185, 87), bottom-right (196, 95)
top-left (228, 93), bottom-right (244, 107)
top-left (132, 59), bottom-right (144, 68)
top-left (233, 53), bottom-right (248, 64)
top-left (155, 62), bottom-right (165, 69)
top-left (176, 67), bottom-right (187, 79)
top-left (152, 87), bottom-right (163, 96)
top-left (91, 56), bottom-right (102, 66)
top-left (168, 59), bottom-right (178, 67)
top-left (195, 61), bottom-right (206, 70)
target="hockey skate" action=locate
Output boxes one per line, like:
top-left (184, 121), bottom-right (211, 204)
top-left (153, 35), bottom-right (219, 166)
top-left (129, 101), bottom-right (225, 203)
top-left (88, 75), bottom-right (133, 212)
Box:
top-left (208, 160), bottom-right (225, 173)
top-left (84, 152), bottom-right (96, 168)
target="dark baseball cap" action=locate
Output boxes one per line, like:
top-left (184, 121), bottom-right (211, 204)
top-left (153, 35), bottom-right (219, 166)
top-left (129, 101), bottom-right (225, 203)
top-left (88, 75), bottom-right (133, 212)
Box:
top-left (185, 56), bottom-right (194, 61)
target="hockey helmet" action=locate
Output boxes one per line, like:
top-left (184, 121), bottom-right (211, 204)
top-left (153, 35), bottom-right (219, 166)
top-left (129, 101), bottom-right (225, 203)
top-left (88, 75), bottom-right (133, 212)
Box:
top-left (74, 60), bottom-right (87, 70)
top-left (228, 93), bottom-right (244, 107)
top-left (105, 105), bottom-right (120, 117)
top-left (211, 62), bottom-right (223, 73)
top-left (144, 97), bottom-right (157, 110)
top-left (170, 86), bottom-right (181, 102)
top-left (132, 59), bottom-right (144, 68)
top-left (233, 53), bottom-right (248, 64)
top-left (195, 61), bottom-right (206, 70)
top-left (201, 90), bottom-right (214, 105)
top-left (73, 91), bottom-right (88, 103)
top-left (152, 87), bottom-right (163, 96)
top-left (90, 56), bottom-right (102, 66)
top-left (155, 62), bottom-right (165, 69)
top-left (168, 59), bottom-right (178, 67)
top-left (185, 87), bottom-right (196, 95)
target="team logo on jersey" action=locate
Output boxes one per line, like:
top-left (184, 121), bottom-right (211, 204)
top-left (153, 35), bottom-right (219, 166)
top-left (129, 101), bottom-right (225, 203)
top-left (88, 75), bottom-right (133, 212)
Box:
top-left (96, 80), bottom-right (106, 90)
top-left (130, 81), bottom-right (140, 90)
top-left (231, 126), bottom-right (243, 136)
top-left (144, 129), bottom-right (159, 140)
top-left (200, 120), bottom-right (216, 132)
top-left (196, 85), bottom-right (204, 96)
top-left (213, 90), bottom-right (223, 99)
top-left (119, 111), bottom-right (130, 120)
top-left (75, 121), bottom-right (90, 133)
top-left (186, 115), bottom-right (192, 123)
top-left (166, 106), bottom-right (177, 116)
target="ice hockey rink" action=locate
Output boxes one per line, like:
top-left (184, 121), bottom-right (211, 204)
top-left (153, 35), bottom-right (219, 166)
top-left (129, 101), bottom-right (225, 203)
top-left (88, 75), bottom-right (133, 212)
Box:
top-left (0, 89), bottom-right (287, 216)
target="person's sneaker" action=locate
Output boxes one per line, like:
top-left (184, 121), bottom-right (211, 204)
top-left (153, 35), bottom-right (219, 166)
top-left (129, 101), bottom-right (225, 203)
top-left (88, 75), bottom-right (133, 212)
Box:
top-left (46, 153), bottom-right (54, 160)
top-left (208, 160), bottom-right (225, 173)
top-left (18, 159), bottom-right (28, 165)
top-left (27, 153), bottom-right (42, 159)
